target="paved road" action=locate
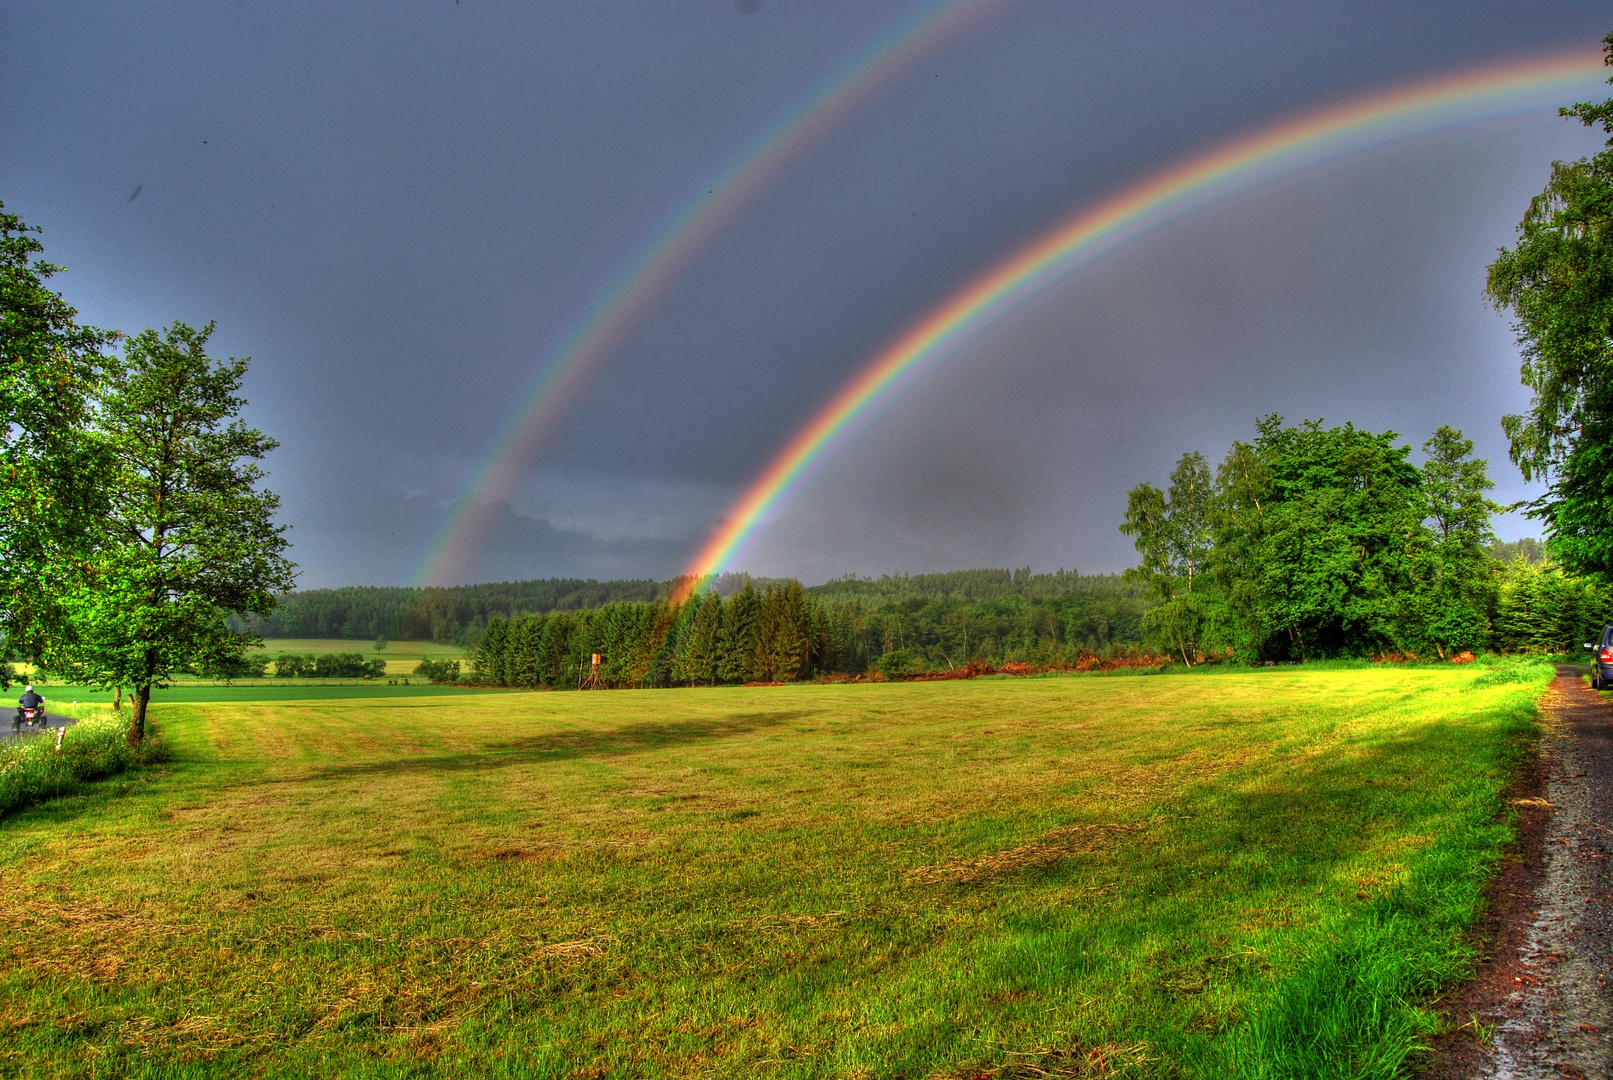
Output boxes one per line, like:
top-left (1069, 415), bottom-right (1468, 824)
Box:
top-left (1480, 668), bottom-right (1613, 1079)
top-left (0, 711), bottom-right (75, 742)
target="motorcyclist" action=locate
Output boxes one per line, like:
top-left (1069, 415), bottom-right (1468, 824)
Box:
top-left (17, 685), bottom-right (44, 726)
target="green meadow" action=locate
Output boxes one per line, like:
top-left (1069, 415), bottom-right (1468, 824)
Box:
top-left (0, 664), bottom-right (1549, 1078)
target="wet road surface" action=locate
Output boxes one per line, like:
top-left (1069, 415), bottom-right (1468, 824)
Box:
top-left (0, 711), bottom-right (75, 742)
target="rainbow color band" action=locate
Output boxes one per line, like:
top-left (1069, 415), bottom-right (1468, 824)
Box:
top-left (677, 48), bottom-right (1608, 598)
top-left (413, 0), bottom-right (1003, 587)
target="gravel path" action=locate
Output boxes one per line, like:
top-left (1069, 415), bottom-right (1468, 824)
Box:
top-left (1478, 668), bottom-right (1613, 1079)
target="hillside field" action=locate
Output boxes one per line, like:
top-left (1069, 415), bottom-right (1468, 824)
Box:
top-left (0, 665), bottom-right (1549, 1078)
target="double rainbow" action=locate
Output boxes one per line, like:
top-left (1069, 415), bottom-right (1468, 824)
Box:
top-left (412, 0), bottom-right (1003, 587)
top-left (677, 48), bottom-right (1608, 597)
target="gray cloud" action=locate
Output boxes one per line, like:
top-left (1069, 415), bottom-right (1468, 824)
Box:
top-left (2, 2), bottom-right (1606, 585)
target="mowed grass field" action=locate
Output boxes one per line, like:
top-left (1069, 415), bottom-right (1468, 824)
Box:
top-left (0, 666), bottom-right (1547, 1078)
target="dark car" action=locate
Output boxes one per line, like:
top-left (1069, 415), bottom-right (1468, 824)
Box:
top-left (1585, 625), bottom-right (1613, 689)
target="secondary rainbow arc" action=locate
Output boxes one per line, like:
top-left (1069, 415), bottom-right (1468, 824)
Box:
top-left (676, 49), bottom-right (1608, 599)
top-left (412, 0), bottom-right (1002, 588)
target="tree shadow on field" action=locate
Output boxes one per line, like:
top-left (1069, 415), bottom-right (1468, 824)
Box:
top-left (1183, 717), bottom-right (1518, 870)
top-left (281, 710), bottom-right (802, 784)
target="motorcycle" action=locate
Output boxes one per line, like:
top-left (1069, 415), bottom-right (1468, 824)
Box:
top-left (12, 705), bottom-right (47, 732)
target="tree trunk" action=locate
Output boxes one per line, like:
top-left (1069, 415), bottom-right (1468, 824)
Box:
top-left (127, 684), bottom-right (151, 746)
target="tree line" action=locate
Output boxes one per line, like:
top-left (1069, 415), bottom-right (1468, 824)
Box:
top-left (234, 578), bottom-right (666, 645)
top-left (249, 567), bottom-right (1147, 654)
top-left (471, 574), bottom-right (1151, 689)
top-left (1119, 417), bottom-right (1613, 663)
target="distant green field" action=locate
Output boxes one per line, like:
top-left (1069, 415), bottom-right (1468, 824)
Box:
top-left (10, 639), bottom-right (466, 687)
top-left (254, 637), bottom-right (467, 677)
top-left (0, 665), bottom-right (1550, 1077)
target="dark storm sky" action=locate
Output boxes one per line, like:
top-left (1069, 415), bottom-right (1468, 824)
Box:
top-left (2, 2), bottom-right (1609, 588)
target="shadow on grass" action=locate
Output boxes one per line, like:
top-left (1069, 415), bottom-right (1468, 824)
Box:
top-left (277, 711), bottom-right (803, 784)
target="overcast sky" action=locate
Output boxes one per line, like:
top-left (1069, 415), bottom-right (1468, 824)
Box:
top-left (3, 1), bottom-right (1609, 588)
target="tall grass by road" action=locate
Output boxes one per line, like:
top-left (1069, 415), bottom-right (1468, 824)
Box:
top-left (0, 707), bottom-right (155, 818)
top-left (0, 663), bottom-right (1552, 1078)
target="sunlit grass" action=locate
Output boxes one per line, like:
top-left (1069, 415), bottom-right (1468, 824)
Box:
top-left (0, 664), bottom-right (1549, 1078)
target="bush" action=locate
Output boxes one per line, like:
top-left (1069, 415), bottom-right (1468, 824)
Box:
top-left (275, 652), bottom-right (314, 678)
top-left (197, 654), bottom-right (270, 680)
top-left (876, 649), bottom-right (914, 679)
top-left (312, 652), bottom-right (386, 679)
top-left (414, 658), bottom-right (461, 683)
top-left (0, 711), bottom-right (155, 818)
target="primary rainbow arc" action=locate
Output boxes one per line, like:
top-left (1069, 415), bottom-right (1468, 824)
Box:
top-left (678, 48), bottom-right (1608, 598)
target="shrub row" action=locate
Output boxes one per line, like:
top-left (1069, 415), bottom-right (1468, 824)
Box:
top-left (273, 652), bottom-right (386, 679)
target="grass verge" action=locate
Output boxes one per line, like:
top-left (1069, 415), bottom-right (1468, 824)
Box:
top-left (1225, 663), bottom-right (1547, 1078)
top-left (0, 708), bottom-right (160, 819)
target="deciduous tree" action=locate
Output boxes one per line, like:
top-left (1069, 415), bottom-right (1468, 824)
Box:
top-left (1404, 427), bottom-right (1501, 656)
top-left (47, 322), bottom-right (296, 744)
top-left (1236, 417), bottom-right (1423, 660)
top-left (0, 203), bottom-right (118, 673)
top-left (1120, 451), bottom-right (1223, 663)
top-left (1486, 34), bottom-right (1613, 578)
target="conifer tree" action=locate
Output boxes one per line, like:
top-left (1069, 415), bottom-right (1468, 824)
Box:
top-left (675, 592), bottom-right (721, 685)
top-left (717, 582), bottom-right (760, 683)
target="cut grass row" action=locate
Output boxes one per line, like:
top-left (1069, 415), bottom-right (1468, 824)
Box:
top-left (0, 662), bottom-right (1553, 1077)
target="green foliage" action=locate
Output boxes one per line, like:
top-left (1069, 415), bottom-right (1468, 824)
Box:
top-left (1485, 34), bottom-right (1613, 579)
top-left (806, 565), bottom-right (1118, 604)
top-left (273, 652), bottom-right (315, 679)
top-left (414, 657), bottom-right (462, 683)
top-left (1490, 536), bottom-right (1545, 564)
top-left (1492, 558), bottom-right (1613, 653)
top-left (1247, 417), bottom-right (1424, 659)
top-left (0, 711), bottom-right (154, 819)
top-left (321, 653), bottom-right (383, 679)
top-left (876, 648), bottom-right (914, 679)
top-left (272, 651), bottom-right (387, 679)
top-left (43, 322), bottom-right (297, 743)
top-left (197, 653), bottom-right (270, 681)
top-left (1128, 415), bottom-right (1612, 659)
top-left (239, 578), bottom-right (667, 644)
top-left (469, 571), bottom-right (1150, 689)
top-left (0, 202), bottom-right (119, 663)
top-left (1121, 451), bottom-right (1227, 663)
